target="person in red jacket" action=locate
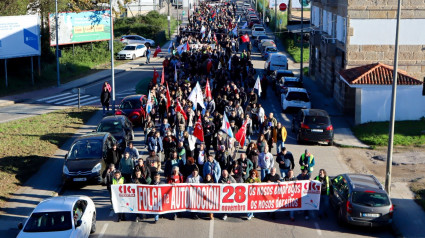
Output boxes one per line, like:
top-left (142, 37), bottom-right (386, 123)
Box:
top-left (167, 166), bottom-right (184, 220)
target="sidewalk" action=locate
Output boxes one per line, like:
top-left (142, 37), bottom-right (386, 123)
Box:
top-left (0, 39), bottom-right (176, 108)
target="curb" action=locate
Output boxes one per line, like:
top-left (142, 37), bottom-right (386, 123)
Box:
top-left (333, 140), bottom-right (371, 149)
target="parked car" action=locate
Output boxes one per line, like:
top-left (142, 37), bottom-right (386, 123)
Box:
top-left (254, 35), bottom-right (271, 47)
top-left (259, 39), bottom-right (276, 53)
top-left (265, 53), bottom-right (288, 73)
top-left (330, 173), bottom-right (393, 227)
top-left (120, 35), bottom-right (155, 47)
top-left (252, 26), bottom-right (266, 37)
top-left (281, 87), bottom-right (311, 111)
top-left (275, 76), bottom-right (303, 95)
top-left (115, 94), bottom-right (147, 127)
top-left (248, 18), bottom-right (261, 28)
top-left (95, 115), bottom-right (134, 151)
top-left (271, 69), bottom-right (295, 82)
top-left (62, 132), bottom-right (116, 185)
top-left (116, 44), bottom-right (147, 60)
top-left (17, 196), bottom-right (96, 238)
top-left (291, 109), bottom-right (334, 145)
top-left (262, 46), bottom-right (278, 59)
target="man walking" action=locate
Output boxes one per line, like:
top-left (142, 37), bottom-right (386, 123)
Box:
top-left (276, 147), bottom-right (294, 178)
top-left (299, 149), bottom-right (315, 177)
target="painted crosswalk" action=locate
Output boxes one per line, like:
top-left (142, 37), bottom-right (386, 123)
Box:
top-left (35, 89), bottom-right (137, 106)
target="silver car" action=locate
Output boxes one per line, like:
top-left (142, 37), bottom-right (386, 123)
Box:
top-left (119, 35), bottom-right (155, 47)
top-left (331, 174), bottom-right (393, 227)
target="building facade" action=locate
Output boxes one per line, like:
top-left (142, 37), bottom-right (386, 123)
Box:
top-left (309, 0), bottom-right (425, 115)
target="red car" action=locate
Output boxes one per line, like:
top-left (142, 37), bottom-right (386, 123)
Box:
top-left (115, 95), bottom-right (147, 127)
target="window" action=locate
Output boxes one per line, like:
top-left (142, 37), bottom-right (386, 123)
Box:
top-left (24, 212), bottom-right (72, 232)
top-left (352, 191), bottom-right (391, 207)
top-left (73, 200), bottom-right (88, 225)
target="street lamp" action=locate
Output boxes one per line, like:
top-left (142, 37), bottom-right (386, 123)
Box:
top-left (110, 0), bottom-right (116, 114)
top-left (55, 0), bottom-right (60, 86)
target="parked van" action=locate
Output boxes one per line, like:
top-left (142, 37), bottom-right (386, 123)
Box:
top-left (264, 53), bottom-right (288, 73)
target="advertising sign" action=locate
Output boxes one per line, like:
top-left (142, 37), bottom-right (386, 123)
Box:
top-left (111, 181), bottom-right (321, 214)
top-left (269, 0), bottom-right (287, 8)
top-left (0, 15), bottom-right (41, 59)
top-left (49, 10), bottom-right (111, 46)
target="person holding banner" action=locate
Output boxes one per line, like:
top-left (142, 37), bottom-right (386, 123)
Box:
top-left (219, 169), bottom-right (236, 221)
top-left (245, 170), bottom-right (261, 220)
top-left (167, 166), bottom-right (184, 220)
top-left (297, 168), bottom-right (312, 220)
top-left (186, 167), bottom-right (203, 219)
top-left (284, 170), bottom-right (297, 221)
top-left (315, 169), bottom-right (331, 219)
top-left (203, 173), bottom-right (216, 220)
top-left (112, 170), bottom-right (126, 222)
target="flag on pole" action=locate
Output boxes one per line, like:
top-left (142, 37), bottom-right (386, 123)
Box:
top-left (175, 99), bottom-right (188, 120)
top-left (146, 90), bottom-right (153, 115)
top-left (153, 68), bottom-right (159, 85)
top-left (254, 75), bottom-right (262, 97)
top-left (221, 113), bottom-right (234, 138)
top-left (237, 16), bottom-right (241, 23)
top-left (211, 11), bottom-right (216, 19)
top-left (153, 45), bottom-right (162, 57)
top-left (207, 30), bottom-right (211, 39)
top-left (168, 41), bottom-right (173, 53)
top-left (166, 82), bottom-right (171, 112)
top-left (161, 67), bottom-right (165, 85)
top-left (174, 65), bottom-right (178, 82)
top-left (188, 82), bottom-right (205, 109)
top-left (186, 42), bottom-right (190, 51)
top-left (241, 34), bottom-right (250, 43)
top-left (241, 21), bottom-right (247, 29)
top-left (213, 33), bottom-right (218, 45)
top-left (231, 27), bottom-right (237, 36)
top-left (235, 120), bottom-right (248, 147)
top-left (200, 25), bottom-right (206, 34)
top-left (193, 115), bottom-right (204, 142)
top-left (177, 44), bottom-right (185, 54)
top-left (205, 79), bottom-right (212, 99)
top-left (228, 57), bottom-right (231, 70)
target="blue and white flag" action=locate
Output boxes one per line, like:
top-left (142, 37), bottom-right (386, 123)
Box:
top-left (200, 25), bottom-right (206, 34)
top-left (221, 113), bottom-right (234, 138)
top-left (168, 41), bottom-right (173, 53)
top-left (231, 27), bottom-right (238, 36)
top-left (241, 22), bottom-right (248, 29)
top-left (146, 91), bottom-right (153, 114)
top-left (174, 65), bottom-right (178, 82)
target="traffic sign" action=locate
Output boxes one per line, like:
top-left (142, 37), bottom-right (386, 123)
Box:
top-left (182, 10), bottom-right (186, 16)
top-left (279, 3), bottom-right (287, 11)
top-left (299, 0), bottom-right (310, 7)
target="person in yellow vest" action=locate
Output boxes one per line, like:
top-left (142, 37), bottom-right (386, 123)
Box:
top-left (315, 169), bottom-right (330, 219)
top-left (274, 122), bottom-right (287, 154)
top-left (112, 171), bottom-right (125, 222)
top-left (299, 149), bottom-right (315, 177)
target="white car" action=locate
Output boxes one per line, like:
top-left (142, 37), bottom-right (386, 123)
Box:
top-left (17, 196), bottom-right (96, 238)
top-left (281, 87), bottom-right (311, 111)
top-left (252, 26), bottom-right (266, 37)
top-left (116, 44), bottom-right (147, 60)
top-left (262, 46), bottom-right (278, 59)
top-left (120, 35), bottom-right (155, 47)
top-left (265, 53), bottom-right (288, 72)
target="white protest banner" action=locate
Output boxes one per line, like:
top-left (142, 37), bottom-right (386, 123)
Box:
top-left (111, 181), bottom-right (321, 214)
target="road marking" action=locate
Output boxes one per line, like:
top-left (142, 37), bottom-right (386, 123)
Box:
top-left (45, 94), bottom-right (76, 103)
top-left (209, 218), bottom-right (214, 238)
top-left (79, 98), bottom-right (100, 106)
top-left (109, 210), bottom-right (114, 217)
top-left (314, 222), bottom-right (322, 236)
top-left (63, 97), bottom-right (98, 106)
top-left (98, 223), bottom-right (109, 238)
top-left (37, 92), bottom-right (71, 101)
top-left (281, 112), bottom-right (290, 122)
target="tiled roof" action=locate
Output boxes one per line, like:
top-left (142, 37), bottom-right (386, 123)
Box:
top-left (339, 63), bottom-right (423, 85)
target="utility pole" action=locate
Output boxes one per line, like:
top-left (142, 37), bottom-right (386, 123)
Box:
top-left (110, 0), bottom-right (116, 114)
top-left (300, 0), bottom-right (304, 81)
top-left (262, 0), bottom-right (265, 25)
top-left (168, 0), bottom-right (171, 39)
top-left (55, 0), bottom-right (60, 86)
top-left (275, 0), bottom-right (277, 31)
top-left (385, 0), bottom-right (402, 196)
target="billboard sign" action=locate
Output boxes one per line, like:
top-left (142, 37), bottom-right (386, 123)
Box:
top-left (269, 0), bottom-right (287, 8)
top-left (0, 15), bottom-right (41, 59)
top-left (111, 181), bottom-right (321, 214)
top-left (49, 10), bottom-right (111, 46)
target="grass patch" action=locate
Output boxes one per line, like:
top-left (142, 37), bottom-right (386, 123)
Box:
top-left (410, 180), bottom-right (425, 211)
top-left (0, 107), bottom-right (97, 208)
top-left (135, 77), bottom-right (152, 95)
top-left (352, 120), bottom-right (425, 146)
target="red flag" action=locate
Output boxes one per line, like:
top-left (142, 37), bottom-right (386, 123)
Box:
top-left (205, 79), bottom-right (212, 99)
top-left (213, 33), bottom-right (218, 45)
top-left (186, 42), bottom-right (190, 51)
top-left (153, 68), bottom-right (159, 84)
top-left (193, 115), bottom-right (204, 142)
top-left (206, 60), bottom-right (213, 73)
top-left (235, 120), bottom-right (248, 147)
top-left (161, 67), bottom-right (165, 85)
top-left (166, 82), bottom-right (171, 112)
top-left (175, 100), bottom-right (187, 120)
top-left (153, 46), bottom-right (162, 57)
top-left (241, 34), bottom-right (250, 43)
top-left (212, 11), bottom-right (216, 19)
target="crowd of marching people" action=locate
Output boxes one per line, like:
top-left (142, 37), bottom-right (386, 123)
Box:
top-left (103, 1), bottom-right (330, 223)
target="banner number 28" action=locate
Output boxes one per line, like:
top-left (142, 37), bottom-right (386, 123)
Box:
top-left (223, 186), bottom-right (246, 203)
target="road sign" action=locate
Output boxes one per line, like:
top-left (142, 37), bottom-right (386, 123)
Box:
top-left (279, 3), bottom-right (287, 11)
top-left (299, 0), bottom-right (310, 7)
top-left (182, 10), bottom-right (186, 16)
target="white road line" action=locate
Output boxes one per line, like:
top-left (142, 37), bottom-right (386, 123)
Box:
top-left (98, 223), bottom-right (109, 238)
top-left (314, 222), bottom-right (322, 236)
top-left (80, 98), bottom-right (101, 106)
top-left (53, 95), bottom-right (91, 105)
top-left (37, 92), bottom-right (72, 101)
top-left (63, 96), bottom-right (97, 106)
top-left (45, 94), bottom-right (76, 103)
top-left (209, 218), bottom-right (214, 238)
top-left (109, 210), bottom-right (114, 217)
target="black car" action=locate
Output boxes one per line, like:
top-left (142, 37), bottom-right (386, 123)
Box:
top-left (95, 115), bottom-right (134, 151)
top-left (291, 109), bottom-right (334, 145)
top-left (271, 69), bottom-right (295, 91)
top-left (62, 132), bottom-right (117, 185)
top-left (275, 76), bottom-right (303, 95)
top-left (330, 174), bottom-right (393, 227)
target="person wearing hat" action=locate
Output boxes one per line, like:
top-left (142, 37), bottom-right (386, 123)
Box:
top-left (299, 149), bottom-right (315, 177)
